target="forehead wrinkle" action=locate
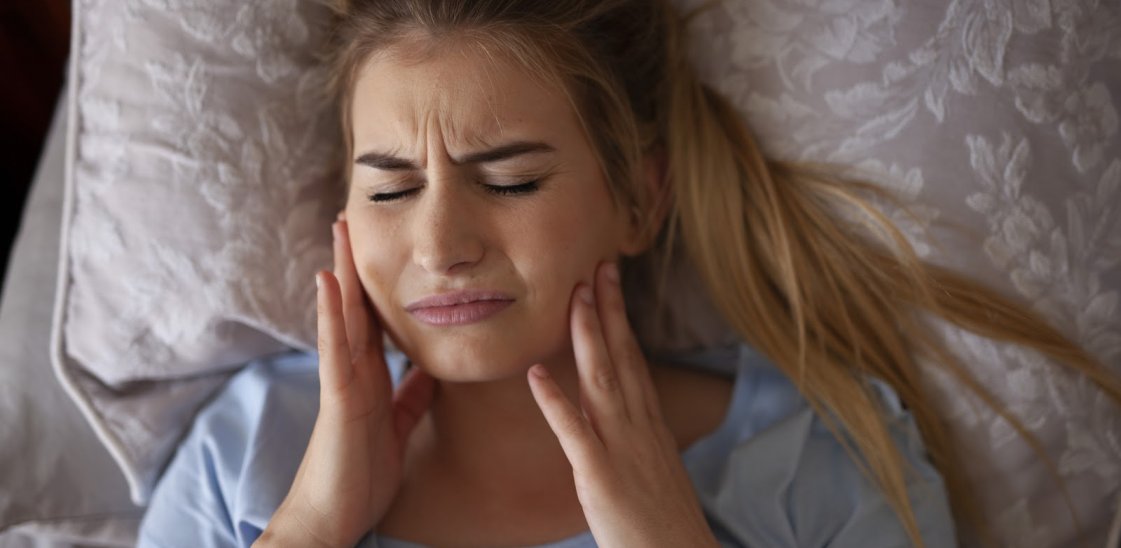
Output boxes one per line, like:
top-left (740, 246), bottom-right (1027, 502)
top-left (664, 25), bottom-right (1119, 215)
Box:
top-left (355, 36), bottom-right (566, 169)
top-left (434, 48), bottom-right (509, 156)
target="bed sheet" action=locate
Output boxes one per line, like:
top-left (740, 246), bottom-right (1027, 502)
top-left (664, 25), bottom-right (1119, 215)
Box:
top-left (0, 87), bottom-right (142, 547)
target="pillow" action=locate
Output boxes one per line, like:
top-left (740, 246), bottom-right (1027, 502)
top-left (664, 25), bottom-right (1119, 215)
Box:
top-left (54, 0), bottom-right (1120, 545)
top-left (52, 0), bottom-right (339, 505)
top-left (679, 0), bottom-right (1120, 544)
top-left (0, 88), bottom-right (143, 546)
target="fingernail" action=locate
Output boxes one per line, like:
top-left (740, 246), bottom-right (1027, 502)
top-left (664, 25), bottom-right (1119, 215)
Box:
top-left (529, 364), bottom-right (549, 379)
top-left (336, 210), bottom-right (345, 221)
top-left (578, 284), bottom-right (594, 305)
top-left (605, 262), bottom-right (619, 284)
top-left (315, 272), bottom-right (322, 288)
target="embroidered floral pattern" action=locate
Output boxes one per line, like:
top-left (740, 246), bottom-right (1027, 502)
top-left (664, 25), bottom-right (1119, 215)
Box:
top-left (689, 0), bottom-right (1120, 544)
top-left (64, 1), bottom-right (1119, 544)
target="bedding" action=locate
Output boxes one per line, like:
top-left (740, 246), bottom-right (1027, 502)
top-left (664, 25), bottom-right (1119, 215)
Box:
top-left (22, 0), bottom-right (1121, 546)
top-left (52, 0), bottom-right (339, 506)
top-left (680, 0), bottom-right (1121, 543)
top-left (0, 92), bottom-right (141, 546)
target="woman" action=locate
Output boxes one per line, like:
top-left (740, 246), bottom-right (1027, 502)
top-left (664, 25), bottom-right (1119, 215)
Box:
top-left (138, 0), bottom-right (1120, 547)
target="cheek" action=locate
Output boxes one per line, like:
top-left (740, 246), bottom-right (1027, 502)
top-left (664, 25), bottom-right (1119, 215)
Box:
top-left (347, 219), bottom-right (405, 319)
top-left (513, 187), bottom-right (623, 299)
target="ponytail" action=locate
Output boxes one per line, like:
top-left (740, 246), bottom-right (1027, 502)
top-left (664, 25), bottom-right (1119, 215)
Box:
top-left (326, 1), bottom-right (1121, 544)
top-left (656, 3), bottom-right (1121, 546)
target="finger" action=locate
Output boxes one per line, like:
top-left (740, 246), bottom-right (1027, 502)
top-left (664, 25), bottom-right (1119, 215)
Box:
top-left (333, 220), bottom-right (372, 358)
top-left (571, 283), bottom-right (630, 427)
top-left (392, 367), bottom-right (436, 441)
top-left (595, 262), bottom-right (662, 422)
top-left (316, 271), bottom-right (354, 394)
top-left (527, 364), bottom-right (606, 473)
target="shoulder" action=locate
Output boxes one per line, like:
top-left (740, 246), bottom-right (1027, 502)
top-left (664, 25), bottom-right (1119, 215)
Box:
top-left (137, 348), bottom-right (413, 547)
top-left (137, 350), bottom-right (320, 547)
top-left (669, 343), bottom-right (957, 547)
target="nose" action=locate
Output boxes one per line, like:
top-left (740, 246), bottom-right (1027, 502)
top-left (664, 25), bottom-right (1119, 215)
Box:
top-left (410, 178), bottom-right (486, 275)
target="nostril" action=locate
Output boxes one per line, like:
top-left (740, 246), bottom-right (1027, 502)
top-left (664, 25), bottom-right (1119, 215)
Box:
top-left (446, 256), bottom-right (481, 275)
top-left (414, 235), bottom-right (486, 275)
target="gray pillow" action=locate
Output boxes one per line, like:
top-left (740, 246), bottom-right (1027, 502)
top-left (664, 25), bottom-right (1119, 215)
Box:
top-left (46, 0), bottom-right (1121, 546)
top-left (51, 0), bottom-right (339, 505)
top-left (685, 0), bottom-right (1121, 544)
top-left (0, 92), bottom-right (142, 546)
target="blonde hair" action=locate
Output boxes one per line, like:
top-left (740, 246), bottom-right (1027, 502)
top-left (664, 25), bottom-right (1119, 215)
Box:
top-left (325, 0), bottom-right (1121, 545)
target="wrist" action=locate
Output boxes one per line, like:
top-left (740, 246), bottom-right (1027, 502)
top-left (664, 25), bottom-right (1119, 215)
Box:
top-left (253, 504), bottom-right (346, 548)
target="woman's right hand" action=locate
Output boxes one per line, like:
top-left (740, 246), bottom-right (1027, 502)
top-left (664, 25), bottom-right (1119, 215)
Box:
top-left (255, 214), bottom-right (436, 548)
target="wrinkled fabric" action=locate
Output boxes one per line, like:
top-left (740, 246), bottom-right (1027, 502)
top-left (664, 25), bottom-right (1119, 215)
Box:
top-left (137, 344), bottom-right (955, 547)
top-left (58, 1), bottom-right (1121, 541)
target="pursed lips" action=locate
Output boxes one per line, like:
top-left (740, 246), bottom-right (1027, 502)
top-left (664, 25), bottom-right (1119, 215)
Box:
top-left (405, 290), bottom-right (515, 326)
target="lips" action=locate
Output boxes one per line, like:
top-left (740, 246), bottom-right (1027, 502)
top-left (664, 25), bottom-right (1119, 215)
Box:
top-left (405, 290), bottom-right (515, 326)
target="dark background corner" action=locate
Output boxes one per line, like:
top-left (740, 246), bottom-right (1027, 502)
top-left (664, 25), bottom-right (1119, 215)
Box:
top-left (1, 0), bottom-right (71, 294)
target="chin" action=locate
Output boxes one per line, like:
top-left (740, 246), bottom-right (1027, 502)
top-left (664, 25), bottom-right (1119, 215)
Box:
top-left (395, 329), bottom-right (569, 383)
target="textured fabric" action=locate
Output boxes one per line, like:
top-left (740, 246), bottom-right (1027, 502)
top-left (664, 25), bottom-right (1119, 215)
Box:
top-left (136, 344), bottom-right (955, 547)
top-left (53, 0), bottom-right (340, 506)
top-left (0, 90), bottom-right (143, 546)
top-left (52, 0), bottom-right (1120, 545)
top-left (672, 0), bottom-right (1121, 544)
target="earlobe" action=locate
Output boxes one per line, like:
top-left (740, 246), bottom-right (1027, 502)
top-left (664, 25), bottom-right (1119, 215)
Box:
top-left (618, 205), bottom-right (646, 257)
top-left (619, 148), bottom-right (670, 256)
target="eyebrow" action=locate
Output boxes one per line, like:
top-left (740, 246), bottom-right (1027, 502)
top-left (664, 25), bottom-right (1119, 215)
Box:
top-left (354, 140), bottom-right (556, 171)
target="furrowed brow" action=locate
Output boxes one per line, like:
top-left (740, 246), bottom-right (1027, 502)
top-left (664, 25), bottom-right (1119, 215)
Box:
top-left (354, 140), bottom-right (555, 171)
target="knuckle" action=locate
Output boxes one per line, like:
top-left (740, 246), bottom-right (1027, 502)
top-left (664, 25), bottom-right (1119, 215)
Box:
top-left (594, 368), bottom-right (619, 393)
top-left (577, 295), bottom-right (599, 323)
top-left (558, 409), bottom-right (587, 437)
top-left (576, 312), bottom-right (598, 337)
top-left (572, 468), bottom-right (606, 499)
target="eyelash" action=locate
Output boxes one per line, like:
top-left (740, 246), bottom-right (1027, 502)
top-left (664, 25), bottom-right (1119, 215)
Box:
top-left (367, 180), bottom-right (541, 203)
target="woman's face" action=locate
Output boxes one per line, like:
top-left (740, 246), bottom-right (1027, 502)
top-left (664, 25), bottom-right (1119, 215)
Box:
top-left (345, 40), bottom-right (639, 382)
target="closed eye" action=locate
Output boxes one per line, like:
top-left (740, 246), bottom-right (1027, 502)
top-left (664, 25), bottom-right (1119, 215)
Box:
top-left (484, 179), bottom-right (540, 196)
top-left (367, 187), bottom-right (420, 203)
top-left (367, 179), bottom-right (542, 203)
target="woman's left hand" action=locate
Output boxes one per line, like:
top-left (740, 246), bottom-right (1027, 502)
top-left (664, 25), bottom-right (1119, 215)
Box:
top-left (527, 261), bottom-right (719, 548)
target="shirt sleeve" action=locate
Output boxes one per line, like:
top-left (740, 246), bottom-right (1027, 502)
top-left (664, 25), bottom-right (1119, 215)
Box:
top-left (689, 346), bottom-right (957, 547)
top-left (136, 351), bottom-right (320, 548)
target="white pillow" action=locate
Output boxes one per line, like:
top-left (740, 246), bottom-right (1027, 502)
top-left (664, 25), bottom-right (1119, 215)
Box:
top-left (679, 0), bottom-right (1120, 544)
top-left (0, 91), bottom-right (143, 546)
top-left (53, 1), bottom-right (1120, 546)
top-left (52, 0), bottom-right (339, 504)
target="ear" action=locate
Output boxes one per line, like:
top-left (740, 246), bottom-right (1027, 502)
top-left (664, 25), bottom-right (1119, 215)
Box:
top-left (619, 147), bottom-right (671, 256)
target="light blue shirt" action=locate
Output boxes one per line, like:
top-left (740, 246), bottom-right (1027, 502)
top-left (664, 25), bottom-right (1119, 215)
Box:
top-left (137, 343), bottom-right (956, 547)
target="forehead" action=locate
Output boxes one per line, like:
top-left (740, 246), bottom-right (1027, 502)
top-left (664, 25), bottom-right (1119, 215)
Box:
top-left (350, 38), bottom-right (575, 155)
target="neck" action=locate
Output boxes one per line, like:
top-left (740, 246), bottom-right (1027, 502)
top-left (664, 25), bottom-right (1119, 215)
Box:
top-left (415, 353), bottom-right (583, 485)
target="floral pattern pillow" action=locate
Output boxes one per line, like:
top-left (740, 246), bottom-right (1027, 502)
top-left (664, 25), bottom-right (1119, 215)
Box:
top-left (679, 0), bottom-right (1119, 544)
top-left (54, 0), bottom-right (338, 504)
top-left (53, 1), bottom-right (1118, 546)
